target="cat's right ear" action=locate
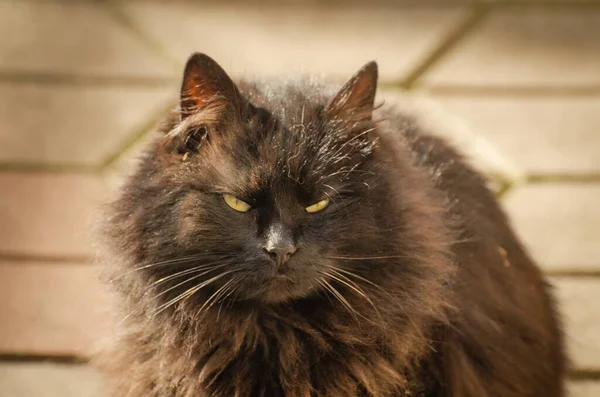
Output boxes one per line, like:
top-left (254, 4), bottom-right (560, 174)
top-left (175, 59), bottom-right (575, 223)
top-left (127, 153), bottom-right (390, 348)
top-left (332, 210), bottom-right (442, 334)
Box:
top-left (179, 53), bottom-right (244, 120)
top-left (325, 61), bottom-right (378, 122)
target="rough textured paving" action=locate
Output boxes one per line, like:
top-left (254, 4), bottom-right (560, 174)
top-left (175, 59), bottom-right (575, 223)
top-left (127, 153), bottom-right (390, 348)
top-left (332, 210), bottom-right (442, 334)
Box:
top-left (0, 0), bottom-right (598, 394)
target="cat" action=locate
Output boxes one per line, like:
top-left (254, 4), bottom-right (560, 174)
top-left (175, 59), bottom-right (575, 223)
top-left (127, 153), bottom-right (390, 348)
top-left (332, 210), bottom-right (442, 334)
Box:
top-left (99, 53), bottom-right (565, 397)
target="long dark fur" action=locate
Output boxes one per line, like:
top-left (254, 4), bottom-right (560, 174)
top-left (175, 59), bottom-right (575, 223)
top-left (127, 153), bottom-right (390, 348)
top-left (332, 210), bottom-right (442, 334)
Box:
top-left (99, 54), bottom-right (565, 397)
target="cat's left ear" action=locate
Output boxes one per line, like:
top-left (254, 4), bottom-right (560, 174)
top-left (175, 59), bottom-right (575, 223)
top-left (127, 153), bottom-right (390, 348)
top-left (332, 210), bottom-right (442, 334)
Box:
top-left (325, 61), bottom-right (378, 122)
top-left (180, 53), bottom-right (244, 120)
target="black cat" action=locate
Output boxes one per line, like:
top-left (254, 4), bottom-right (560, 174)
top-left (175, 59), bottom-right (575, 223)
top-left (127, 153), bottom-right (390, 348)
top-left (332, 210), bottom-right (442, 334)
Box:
top-left (99, 53), bottom-right (565, 397)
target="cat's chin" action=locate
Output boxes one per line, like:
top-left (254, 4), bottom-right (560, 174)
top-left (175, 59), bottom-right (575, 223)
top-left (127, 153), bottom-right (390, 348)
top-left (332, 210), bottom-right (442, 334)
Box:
top-left (241, 275), bottom-right (318, 304)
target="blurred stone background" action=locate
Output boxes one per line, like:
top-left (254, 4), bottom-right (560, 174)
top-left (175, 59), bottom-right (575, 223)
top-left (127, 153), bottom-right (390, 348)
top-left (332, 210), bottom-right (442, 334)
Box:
top-left (0, 0), bottom-right (599, 395)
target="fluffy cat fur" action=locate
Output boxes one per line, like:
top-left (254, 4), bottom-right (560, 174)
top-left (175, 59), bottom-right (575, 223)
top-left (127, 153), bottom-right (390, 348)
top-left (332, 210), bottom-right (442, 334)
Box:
top-left (99, 53), bottom-right (565, 397)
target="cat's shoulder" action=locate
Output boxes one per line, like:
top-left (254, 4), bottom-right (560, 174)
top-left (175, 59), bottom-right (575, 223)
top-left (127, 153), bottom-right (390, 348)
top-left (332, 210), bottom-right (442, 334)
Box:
top-left (374, 104), bottom-right (465, 170)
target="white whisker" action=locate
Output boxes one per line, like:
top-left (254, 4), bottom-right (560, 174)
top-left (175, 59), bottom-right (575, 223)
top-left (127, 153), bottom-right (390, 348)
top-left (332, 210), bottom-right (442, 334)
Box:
top-left (153, 271), bottom-right (232, 317)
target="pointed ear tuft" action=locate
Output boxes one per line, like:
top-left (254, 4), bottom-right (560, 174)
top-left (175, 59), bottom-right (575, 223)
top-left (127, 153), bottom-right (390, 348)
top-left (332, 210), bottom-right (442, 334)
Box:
top-left (180, 53), bottom-right (243, 119)
top-left (325, 61), bottom-right (378, 122)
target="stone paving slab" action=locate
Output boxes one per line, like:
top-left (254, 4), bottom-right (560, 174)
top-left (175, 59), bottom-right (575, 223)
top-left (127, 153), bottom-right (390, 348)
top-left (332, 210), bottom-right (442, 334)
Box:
top-left (0, 363), bottom-right (105, 397)
top-left (424, 8), bottom-right (600, 86)
top-left (0, 1), bottom-right (173, 78)
top-left (554, 276), bottom-right (600, 371)
top-left (123, 3), bottom-right (466, 81)
top-left (0, 173), bottom-right (107, 259)
top-left (503, 184), bottom-right (600, 272)
top-left (0, 83), bottom-right (174, 166)
top-left (0, 262), bottom-right (114, 357)
top-left (570, 381), bottom-right (600, 397)
top-left (431, 95), bottom-right (600, 174)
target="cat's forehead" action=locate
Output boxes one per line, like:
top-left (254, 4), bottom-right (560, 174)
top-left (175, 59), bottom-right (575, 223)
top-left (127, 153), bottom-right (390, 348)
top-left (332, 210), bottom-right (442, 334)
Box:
top-left (239, 77), bottom-right (335, 124)
top-left (217, 137), bottom-right (330, 193)
top-left (211, 128), bottom-right (349, 201)
top-left (209, 157), bottom-right (337, 207)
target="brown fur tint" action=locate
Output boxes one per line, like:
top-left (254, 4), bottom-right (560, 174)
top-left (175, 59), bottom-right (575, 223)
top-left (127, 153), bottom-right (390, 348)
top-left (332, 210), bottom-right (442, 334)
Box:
top-left (98, 54), bottom-right (565, 397)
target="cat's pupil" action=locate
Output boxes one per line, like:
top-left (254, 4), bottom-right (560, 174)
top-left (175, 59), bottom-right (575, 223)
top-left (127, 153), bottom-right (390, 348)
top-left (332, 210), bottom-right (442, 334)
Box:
top-left (183, 126), bottom-right (208, 153)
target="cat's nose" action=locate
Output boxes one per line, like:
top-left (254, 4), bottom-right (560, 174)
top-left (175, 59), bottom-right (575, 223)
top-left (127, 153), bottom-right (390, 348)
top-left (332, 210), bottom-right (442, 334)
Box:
top-left (264, 242), bottom-right (297, 266)
top-left (264, 223), bottom-right (297, 266)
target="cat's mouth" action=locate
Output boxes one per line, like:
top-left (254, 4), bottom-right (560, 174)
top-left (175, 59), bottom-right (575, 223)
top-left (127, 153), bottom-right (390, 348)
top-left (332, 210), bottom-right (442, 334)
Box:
top-left (254, 272), bottom-right (302, 303)
top-left (271, 272), bottom-right (296, 283)
top-left (235, 267), bottom-right (317, 304)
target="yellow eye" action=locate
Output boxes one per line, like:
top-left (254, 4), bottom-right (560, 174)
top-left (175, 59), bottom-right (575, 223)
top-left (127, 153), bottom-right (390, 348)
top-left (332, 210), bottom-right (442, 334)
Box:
top-left (223, 194), bottom-right (252, 212)
top-left (305, 198), bottom-right (330, 213)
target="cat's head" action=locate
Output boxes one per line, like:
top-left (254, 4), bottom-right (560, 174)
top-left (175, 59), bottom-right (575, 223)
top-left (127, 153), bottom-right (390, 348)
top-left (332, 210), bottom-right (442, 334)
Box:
top-left (108, 53), bottom-right (450, 311)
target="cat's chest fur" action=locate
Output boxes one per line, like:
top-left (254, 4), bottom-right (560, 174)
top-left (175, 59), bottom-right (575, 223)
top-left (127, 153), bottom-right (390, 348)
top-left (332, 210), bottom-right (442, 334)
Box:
top-left (136, 305), bottom-right (427, 397)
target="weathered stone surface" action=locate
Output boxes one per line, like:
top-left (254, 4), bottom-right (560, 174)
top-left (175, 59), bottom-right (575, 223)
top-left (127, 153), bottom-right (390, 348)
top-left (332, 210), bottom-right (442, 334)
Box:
top-left (0, 1), bottom-right (173, 77)
top-left (425, 9), bottom-right (600, 86)
top-left (504, 184), bottom-right (600, 272)
top-left (552, 277), bottom-right (600, 371)
top-left (0, 262), bottom-right (115, 356)
top-left (0, 363), bottom-right (106, 397)
top-left (433, 96), bottom-right (600, 174)
top-left (0, 173), bottom-right (107, 258)
top-left (0, 83), bottom-right (174, 166)
top-left (124, 3), bottom-right (466, 81)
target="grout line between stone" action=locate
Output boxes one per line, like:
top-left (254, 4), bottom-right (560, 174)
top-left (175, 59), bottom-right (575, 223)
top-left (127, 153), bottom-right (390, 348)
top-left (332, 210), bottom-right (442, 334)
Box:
top-left (496, 0), bottom-right (600, 9)
top-left (495, 181), bottom-right (513, 199)
top-left (0, 69), bottom-right (177, 88)
top-left (0, 353), bottom-right (87, 365)
top-left (548, 270), bottom-right (600, 278)
top-left (0, 252), bottom-right (93, 265)
top-left (423, 85), bottom-right (600, 97)
top-left (397, 4), bottom-right (491, 89)
top-left (527, 174), bottom-right (600, 183)
top-left (569, 369), bottom-right (600, 381)
top-left (0, 162), bottom-right (99, 174)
